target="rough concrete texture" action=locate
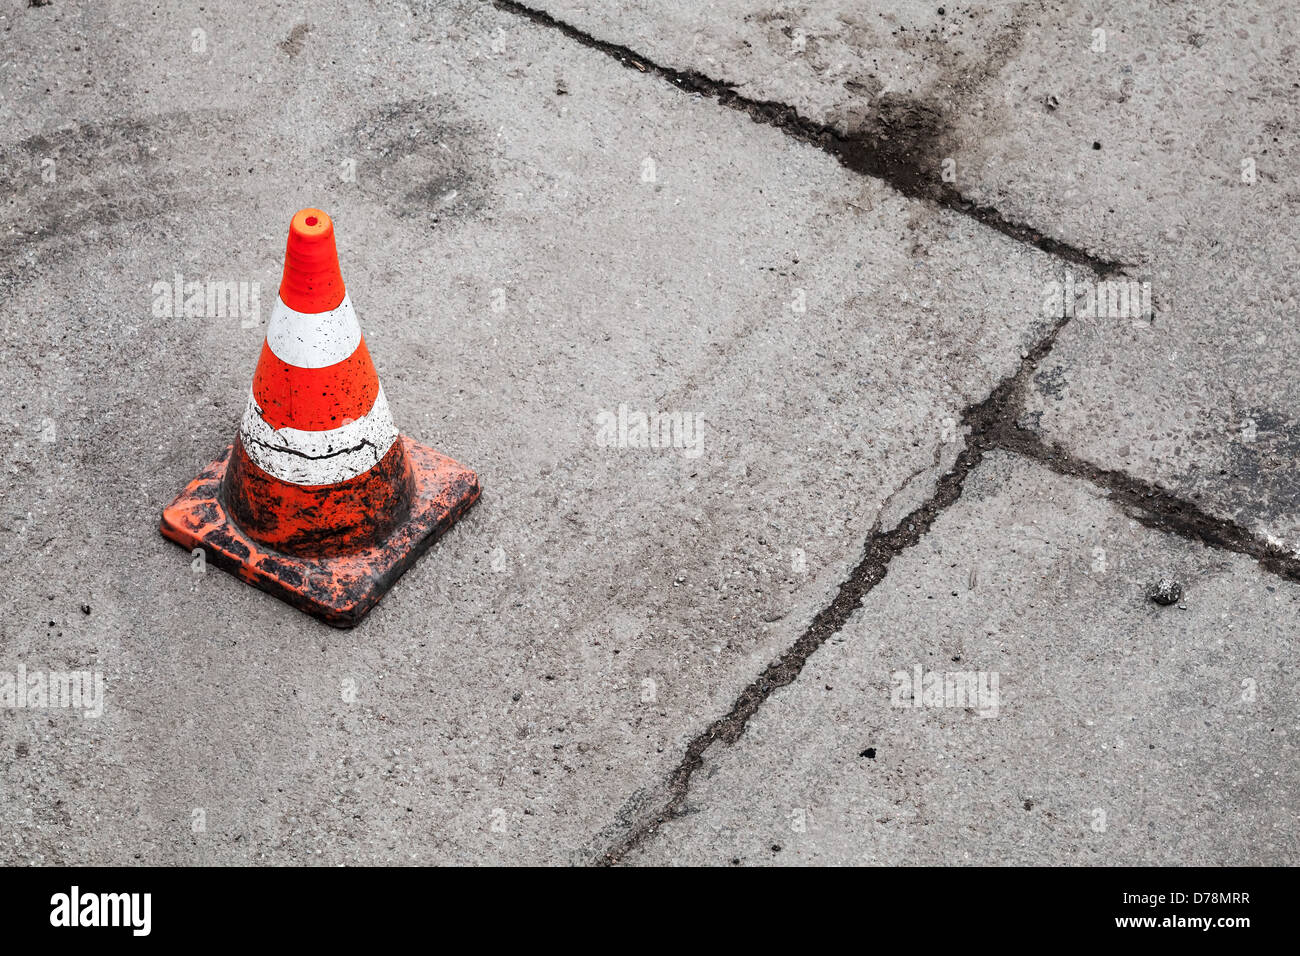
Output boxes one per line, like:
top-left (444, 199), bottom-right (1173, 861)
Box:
top-left (627, 454), bottom-right (1299, 865)
top-left (525, 1), bottom-right (1295, 261)
top-left (522, 1), bottom-right (1300, 606)
top-left (1020, 216), bottom-right (1300, 554)
top-left (0, 0), bottom-right (1056, 863)
top-left (1, 0), bottom-right (1292, 867)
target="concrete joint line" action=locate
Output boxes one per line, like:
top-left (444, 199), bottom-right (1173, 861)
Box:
top-left (494, 0), bottom-right (1297, 863)
top-left (592, 313), bottom-right (1071, 864)
top-left (591, 300), bottom-right (1300, 862)
top-left (493, 0), bottom-right (1126, 277)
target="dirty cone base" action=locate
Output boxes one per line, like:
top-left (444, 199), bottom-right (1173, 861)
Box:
top-left (159, 438), bottom-right (480, 627)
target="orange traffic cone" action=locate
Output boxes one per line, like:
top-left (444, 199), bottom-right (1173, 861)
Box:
top-left (160, 208), bottom-right (480, 626)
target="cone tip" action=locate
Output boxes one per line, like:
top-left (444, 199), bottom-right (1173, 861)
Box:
top-left (290, 207), bottom-right (334, 241)
top-left (281, 207), bottom-right (345, 313)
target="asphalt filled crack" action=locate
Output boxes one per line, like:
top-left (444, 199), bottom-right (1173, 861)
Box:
top-left (998, 425), bottom-right (1300, 583)
top-left (492, 0), bottom-right (1296, 863)
top-left (596, 309), bottom-right (1300, 863)
top-left (493, 0), bottom-right (1127, 277)
top-left (594, 312), bottom-right (1072, 864)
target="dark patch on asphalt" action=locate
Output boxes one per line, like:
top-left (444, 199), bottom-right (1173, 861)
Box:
top-left (279, 23), bottom-right (312, 57)
top-left (1212, 407), bottom-right (1300, 527)
top-left (832, 94), bottom-right (951, 203)
top-left (0, 110), bottom-right (239, 274)
top-left (1032, 365), bottom-right (1068, 401)
top-left (343, 99), bottom-right (489, 224)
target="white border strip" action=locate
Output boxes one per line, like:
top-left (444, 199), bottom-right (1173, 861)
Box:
top-left (239, 386), bottom-right (398, 485)
top-left (266, 293), bottom-right (362, 369)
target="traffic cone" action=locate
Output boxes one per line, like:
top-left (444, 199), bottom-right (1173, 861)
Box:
top-left (160, 208), bottom-right (480, 627)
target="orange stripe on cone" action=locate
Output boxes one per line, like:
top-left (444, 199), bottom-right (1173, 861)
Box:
top-left (251, 337), bottom-right (380, 431)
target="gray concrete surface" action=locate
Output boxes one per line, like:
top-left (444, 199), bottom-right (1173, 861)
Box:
top-left (524, 0), bottom-right (1300, 558)
top-left (0, 0), bottom-right (1054, 863)
top-left (0, 0), bottom-right (1293, 866)
top-left (527, 1), bottom-right (1296, 261)
top-left (1020, 215), bottom-right (1300, 552)
top-left (627, 454), bottom-right (1300, 865)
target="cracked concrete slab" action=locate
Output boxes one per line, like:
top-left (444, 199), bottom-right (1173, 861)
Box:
top-left (518, 1), bottom-right (1296, 261)
top-left (964, 3), bottom-right (1300, 557)
top-left (625, 453), bottom-right (1300, 866)
top-left (1019, 217), bottom-right (1300, 556)
top-left (513, 0), bottom-right (1300, 631)
top-left (0, 0), bottom-right (1059, 863)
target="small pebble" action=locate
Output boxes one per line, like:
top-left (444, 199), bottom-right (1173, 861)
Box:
top-left (1147, 578), bottom-right (1183, 606)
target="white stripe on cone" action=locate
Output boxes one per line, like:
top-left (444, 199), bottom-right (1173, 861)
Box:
top-left (266, 293), bottom-right (362, 368)
top-left (239, 386), bottom-right (398, 486)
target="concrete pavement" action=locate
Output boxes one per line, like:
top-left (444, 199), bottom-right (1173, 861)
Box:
top-left (0, 0), bottom-right (1294, 865)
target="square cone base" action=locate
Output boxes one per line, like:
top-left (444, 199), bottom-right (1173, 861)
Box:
top-left (160, 437), bottom-right (480, 627)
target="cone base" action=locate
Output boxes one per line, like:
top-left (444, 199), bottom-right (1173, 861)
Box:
top-left (160, 437), bottom-right (480, 627)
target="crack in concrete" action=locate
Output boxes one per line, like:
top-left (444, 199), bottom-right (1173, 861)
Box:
top-left (595, 302), bottom-right (1300, 863)
top-left (998, 425), bottom-right (1300, 583)
top-left (493, 0), bottom-right (1126, 277)
top-left (493, 0), bottom-right (1297, 863)
top-left (593, 310), bottom-right (1073, 864)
